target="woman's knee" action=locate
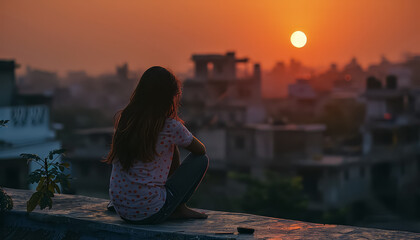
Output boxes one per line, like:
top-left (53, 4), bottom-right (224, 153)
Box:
top-left (200, 154), bottom-right (209, 169)
top-left (191, 153), bottom-right (209, 170)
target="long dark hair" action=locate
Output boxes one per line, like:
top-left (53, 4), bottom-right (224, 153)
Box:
top-left (104, 66), bottom-right (183, 171)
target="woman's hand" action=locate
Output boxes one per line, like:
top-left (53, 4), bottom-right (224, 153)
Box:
top-left (185, 136), bottom-right (206, 155)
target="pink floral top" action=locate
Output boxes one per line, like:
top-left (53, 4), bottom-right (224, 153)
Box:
top-left (109, 118), bottom-right (193, 221)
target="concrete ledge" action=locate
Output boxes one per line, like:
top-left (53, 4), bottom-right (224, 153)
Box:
top-left (1, 188), bottom-right (419, 239)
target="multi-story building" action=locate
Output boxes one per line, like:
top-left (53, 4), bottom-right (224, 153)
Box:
top-left (182, 51), bottom-right (266, 126)
top-left (65, 127), bottom-right (113, 198)
top-left (0, 60), bottom-right (61, 190)
top-left (361, 75), bottom-right (420, 204)
top-left (181, 52), bottom-right (373, 211)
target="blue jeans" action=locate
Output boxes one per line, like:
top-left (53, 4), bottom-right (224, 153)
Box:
top-left (122, 153), bottom-right (209, 224)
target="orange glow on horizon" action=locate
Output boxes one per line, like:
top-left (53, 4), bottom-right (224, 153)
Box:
top-left (1, 0), bottom-right (420, 74)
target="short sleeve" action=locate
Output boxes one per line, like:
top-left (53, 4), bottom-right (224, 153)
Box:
top-left (171, 120), bottom-right (193, 147)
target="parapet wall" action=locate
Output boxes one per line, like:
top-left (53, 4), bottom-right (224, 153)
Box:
top-left (1, 188), bottom-right (419, 239)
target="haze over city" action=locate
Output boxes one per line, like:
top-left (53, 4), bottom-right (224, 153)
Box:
top-left (1, 0), bottom-right (420, 75)
top-left (2, 0), bottom-right (420, 236)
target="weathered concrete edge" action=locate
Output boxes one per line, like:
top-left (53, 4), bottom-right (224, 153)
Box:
top-left (2, 210), bottom-right (234, 240)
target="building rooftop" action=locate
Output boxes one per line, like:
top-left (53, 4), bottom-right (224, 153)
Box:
top-left (294, 155), bottom-right (362, 167)
top-left (247, 123), bottom-right (326, 132)
top-left (3, 188), bottom-right (419, 239)
top-left (74, 127), bottom-right (114, 135)
top-left (0, 60), bottom-right (19, 70)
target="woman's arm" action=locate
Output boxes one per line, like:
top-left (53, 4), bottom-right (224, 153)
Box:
top-left (168, 136), bottom-right (206, 177)
top-left (185, 136), bottom-right (206, 155)
top-left (168, 145), bottom-right (180, 177)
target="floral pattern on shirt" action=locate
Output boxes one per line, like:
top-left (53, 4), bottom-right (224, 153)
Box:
top-left (109, 118), bottom-right (193, 221)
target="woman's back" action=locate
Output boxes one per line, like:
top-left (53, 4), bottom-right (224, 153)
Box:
top-left (109, 118), bottom-right (193, 221)
top-left (106, 66), bottom-right (208, 224)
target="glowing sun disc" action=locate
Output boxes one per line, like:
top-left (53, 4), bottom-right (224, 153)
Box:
top-left (291, 31), bottom-right (307, 48)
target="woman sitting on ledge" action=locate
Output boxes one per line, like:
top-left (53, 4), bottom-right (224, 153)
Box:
top-left (104, 66), bottom-right (209, 224)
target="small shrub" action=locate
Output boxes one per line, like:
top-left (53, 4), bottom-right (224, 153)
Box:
top-left (0, 187), bottom-right (13, 212)
top-left (229, 171), bottom-right (308, 220)
top-left (21, 149), bottom-right (70, 212)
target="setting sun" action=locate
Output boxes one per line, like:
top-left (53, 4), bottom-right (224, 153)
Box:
top-left (291, 31), bottom-right (307, 48)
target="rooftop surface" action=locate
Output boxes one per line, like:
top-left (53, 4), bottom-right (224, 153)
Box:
top-left (2, 188), bottom-right (420, 239)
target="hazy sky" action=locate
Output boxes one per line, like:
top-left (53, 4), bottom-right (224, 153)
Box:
top-left (1, 0), bottom-right (420, 75)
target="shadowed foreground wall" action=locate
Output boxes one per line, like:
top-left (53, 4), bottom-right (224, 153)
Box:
top-left (1, 188), bottom-right (419, 240)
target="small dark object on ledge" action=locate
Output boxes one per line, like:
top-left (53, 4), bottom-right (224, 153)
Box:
top-left (214, 232), bottom-right (234, 235)
top-left (107, 201), bottom-right (116, 212)
top-left (237, 227), bottom-right (255, 234)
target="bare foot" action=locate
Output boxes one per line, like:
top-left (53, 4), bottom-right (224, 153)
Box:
top-left (169, 204), bottom-right (208, 220)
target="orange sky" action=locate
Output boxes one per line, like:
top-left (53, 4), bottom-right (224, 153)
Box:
top-left (1, 0), bottom-right (420, 75)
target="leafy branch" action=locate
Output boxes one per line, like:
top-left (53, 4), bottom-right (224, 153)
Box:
top-left (21, 149), bottom-right (70, 212)
top-left (0, 120), bottom-right (9, 127)
top-left (229, 171), bottom-right (308, 219)
top-left (0, 187), bottom-right (13, 212)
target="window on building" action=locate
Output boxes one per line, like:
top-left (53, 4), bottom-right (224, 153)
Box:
top-left (404, 126), bottom-right (419, 143)
top-left (238, 87), bottom-right (251, 98)
top-left (234, 136), bottom-right (245, 150)
top-left (235, 112), bottom-right (243, 122)
top-left (207, 62), bottom-right (214, 78)
top-left (400, 162), bottom-right (405, 175)
top-left (372, 129), bottom-right (394, 146)
top-left (230, 112), bottom-right (236, 122)
top-left (344, 170), bottom-right (349, 181)
top-left (417, 156), bottom-right (420, 172)
top-left (360, 167), bottom-right (365, 178)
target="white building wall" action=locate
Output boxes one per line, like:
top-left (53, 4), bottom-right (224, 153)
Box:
top-left (0, 105), bottom-right (61, 190)
top-left (0, 105), bottom-right (56, 144)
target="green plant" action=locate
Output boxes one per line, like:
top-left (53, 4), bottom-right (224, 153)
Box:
top-left (229, 171), bottom-right (308, 220)
top-left (0, 187), bottom-right (13, 212)
top-left (21, 149), bottom-right (70, 212)
top-left (0, 120), bottom-right (9, 127)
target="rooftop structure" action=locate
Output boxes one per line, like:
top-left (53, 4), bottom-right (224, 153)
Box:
top-left (192, 51), bottom-right (249, 81)
top-left (182, 51), bottom-right (265, 126)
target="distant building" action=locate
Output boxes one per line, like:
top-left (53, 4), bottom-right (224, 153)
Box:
top-left (404, 55), bottom-right (420, 87)
top-left (0, 60), bottom-right (61, 190)
top-left (182, 51), bottom-right (266, 126)
top-left (226, 122), bottom-right (370, 211)
top-left (181, 52), bottom-right (372, 211)
top-left (287, 79), bottom-right (319, 117)
top-left (195, 120), bottom-right (370, 211)
top-left (361, 75), bottom-right (420, 203)
top-left (65, 127), bottom-right (113, 198)
top-left (18, 66), bottom-right (59, 95)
